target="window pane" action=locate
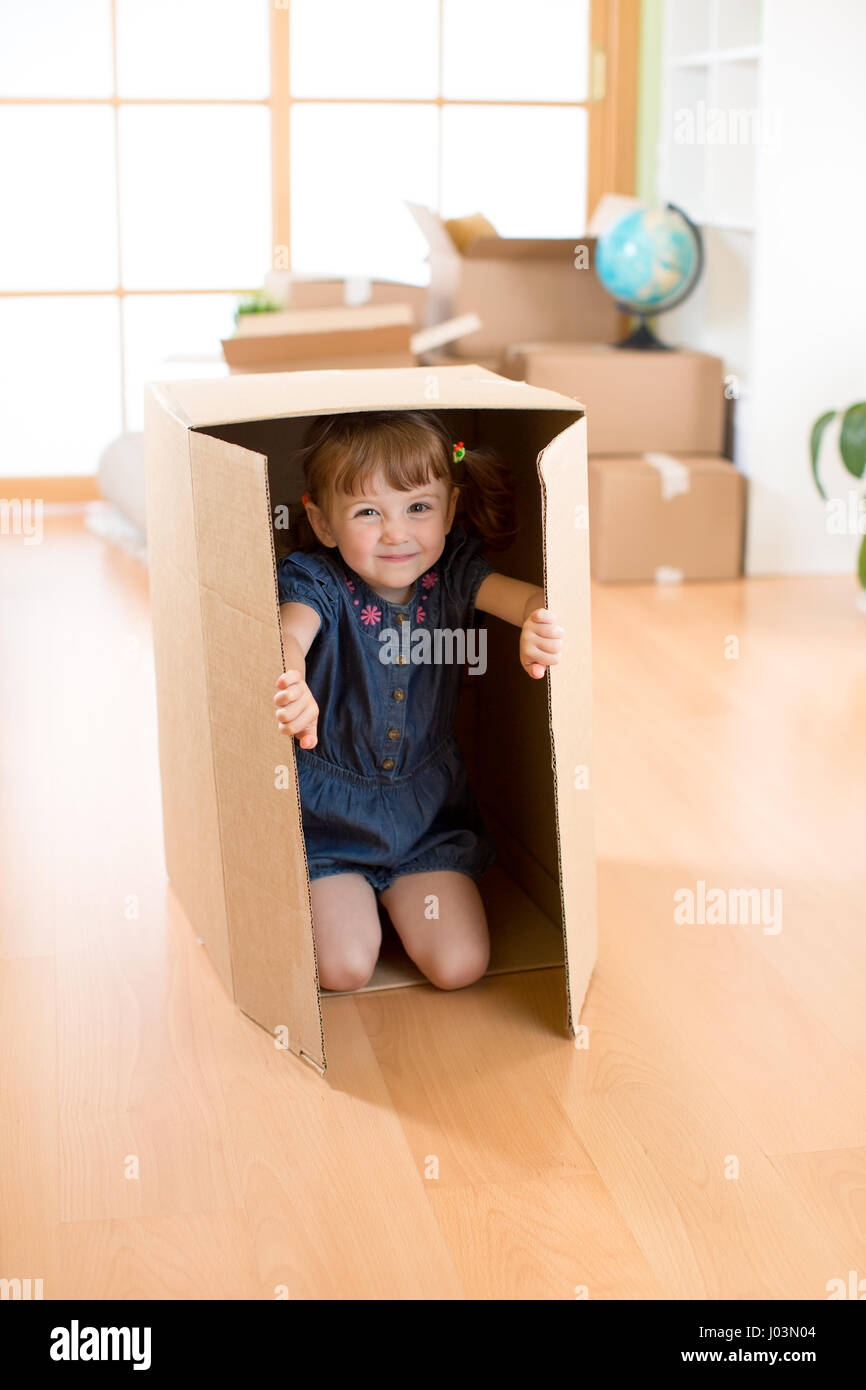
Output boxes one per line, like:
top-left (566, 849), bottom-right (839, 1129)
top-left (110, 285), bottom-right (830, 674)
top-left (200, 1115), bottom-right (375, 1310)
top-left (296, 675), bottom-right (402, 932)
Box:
top-left (116, 0), bottom-right (269, 99)
top-left (442, 0), bottom-right (589, 101)
top-left (0, 107), bottom-right (118, 290)
top-left (290, 0), bottom-right (439, 98)
top-left (118, 106), bottom-right (270, 289)
top-left (290, 105), bottom-right (437, 281)
top-left (0, 297), bottom-right (121, 478)
top-left (441, 105), bottom-right (587, 236)
top-left (123, 294), bottom-right (235, 430)
top-left (0, 0), bottom-right (113, 97)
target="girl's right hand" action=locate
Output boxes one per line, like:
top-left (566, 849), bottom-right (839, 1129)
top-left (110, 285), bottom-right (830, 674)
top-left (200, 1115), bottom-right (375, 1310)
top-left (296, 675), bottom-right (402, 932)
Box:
top-left (274, 670), bottom-right (319, 749)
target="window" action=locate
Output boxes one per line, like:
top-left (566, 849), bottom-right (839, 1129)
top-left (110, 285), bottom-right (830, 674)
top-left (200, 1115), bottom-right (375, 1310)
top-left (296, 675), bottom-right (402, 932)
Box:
top-left (1, 0), bottom-right (635, 483)
top-left (0, 0), bottom-right (270, 472)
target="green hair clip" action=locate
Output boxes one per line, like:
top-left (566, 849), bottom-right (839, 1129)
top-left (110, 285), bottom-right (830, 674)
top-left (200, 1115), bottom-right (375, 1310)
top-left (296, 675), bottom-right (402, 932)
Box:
top-left (452, 440), bottom-right (466, 464)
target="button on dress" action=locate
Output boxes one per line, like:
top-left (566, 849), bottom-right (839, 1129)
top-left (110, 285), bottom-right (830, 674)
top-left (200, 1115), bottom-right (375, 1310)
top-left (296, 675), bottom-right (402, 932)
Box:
top-left (276, 523), bottom-right (498, 892)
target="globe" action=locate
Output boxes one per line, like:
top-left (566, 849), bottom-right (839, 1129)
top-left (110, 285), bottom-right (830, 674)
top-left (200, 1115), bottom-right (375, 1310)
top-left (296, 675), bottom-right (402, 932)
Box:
top-left (594, 203), bottom-right (704, 349)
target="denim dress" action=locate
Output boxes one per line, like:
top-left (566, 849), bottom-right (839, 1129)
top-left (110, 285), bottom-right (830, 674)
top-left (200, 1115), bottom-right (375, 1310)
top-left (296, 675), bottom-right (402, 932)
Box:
top-left (276, 523), bottom-right (499, 892)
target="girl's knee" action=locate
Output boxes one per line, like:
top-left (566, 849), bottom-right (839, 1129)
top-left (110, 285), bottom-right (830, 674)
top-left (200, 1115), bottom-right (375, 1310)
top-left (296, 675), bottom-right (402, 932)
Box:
top-left (318, 948), bottom-right (379, 993)
top-left (424, 940), bottom-right (490, 992)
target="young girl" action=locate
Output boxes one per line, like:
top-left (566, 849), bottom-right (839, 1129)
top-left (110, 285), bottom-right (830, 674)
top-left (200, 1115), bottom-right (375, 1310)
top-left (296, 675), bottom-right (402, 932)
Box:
top-left (273, 409), bottom-right (564, 994)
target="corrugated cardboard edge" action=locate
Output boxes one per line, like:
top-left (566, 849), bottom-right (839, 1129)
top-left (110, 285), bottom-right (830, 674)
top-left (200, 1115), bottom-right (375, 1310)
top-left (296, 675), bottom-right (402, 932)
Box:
top-left (537, 415), bottom-right (597, 1034)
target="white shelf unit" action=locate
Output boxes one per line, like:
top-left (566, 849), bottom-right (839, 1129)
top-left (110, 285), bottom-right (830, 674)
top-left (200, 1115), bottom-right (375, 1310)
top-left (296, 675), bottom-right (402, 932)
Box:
top-left (655, 0), bottom-right (765, 487)
top-left (659, 0), bottom-right (765, 230)
top-left (655, 0), bottom-right (866, 578)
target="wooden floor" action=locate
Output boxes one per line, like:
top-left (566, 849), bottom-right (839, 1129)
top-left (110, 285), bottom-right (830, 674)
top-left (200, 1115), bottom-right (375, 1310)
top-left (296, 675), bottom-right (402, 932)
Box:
top-left (2, 509), bottom-right (866, 1301)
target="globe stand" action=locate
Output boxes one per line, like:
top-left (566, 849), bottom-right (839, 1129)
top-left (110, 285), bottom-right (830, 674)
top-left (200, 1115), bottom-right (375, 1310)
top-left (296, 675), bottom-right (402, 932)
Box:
top-left (618, 317), bottom-right (672, 351)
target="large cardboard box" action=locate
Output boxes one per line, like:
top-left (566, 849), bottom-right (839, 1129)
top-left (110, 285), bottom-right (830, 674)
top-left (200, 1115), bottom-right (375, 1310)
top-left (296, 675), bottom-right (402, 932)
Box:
top-left (504, 344), bottom-right (726, 455)
top-left (143, 365), bottom-right (596, 1075)
top-left (589, 454), bottom-right (746, 582)
top-left (408, 204), bottom-right (620, 359)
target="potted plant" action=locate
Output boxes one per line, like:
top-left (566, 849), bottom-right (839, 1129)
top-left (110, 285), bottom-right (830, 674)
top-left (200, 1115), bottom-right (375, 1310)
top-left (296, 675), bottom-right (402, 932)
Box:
top-left (810, 402), bottom-right (866, 597)
top-left (233, 289), bottom-right (282, 327)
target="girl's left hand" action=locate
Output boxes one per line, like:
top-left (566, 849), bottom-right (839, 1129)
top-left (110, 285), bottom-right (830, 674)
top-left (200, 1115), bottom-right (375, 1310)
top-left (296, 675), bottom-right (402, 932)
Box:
top-left (520, 608), bottom-right (564, 679)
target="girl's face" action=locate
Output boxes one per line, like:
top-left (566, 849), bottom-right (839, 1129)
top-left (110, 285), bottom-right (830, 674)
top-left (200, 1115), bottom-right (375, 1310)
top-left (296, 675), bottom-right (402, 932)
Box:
top-left (306, 471), bottom-right (459, 604)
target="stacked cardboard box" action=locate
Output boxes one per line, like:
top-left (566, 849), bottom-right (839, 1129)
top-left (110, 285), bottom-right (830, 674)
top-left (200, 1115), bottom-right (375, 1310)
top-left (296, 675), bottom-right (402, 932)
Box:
top-left (503, 343), bottom-right (745, 582)
top-left (264, 270), bottom-right (429, 324)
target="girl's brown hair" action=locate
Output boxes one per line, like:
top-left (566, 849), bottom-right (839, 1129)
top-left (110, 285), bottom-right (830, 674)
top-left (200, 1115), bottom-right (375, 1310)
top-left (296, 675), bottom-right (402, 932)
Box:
top-left (288, 410), bottom-right (518, 554)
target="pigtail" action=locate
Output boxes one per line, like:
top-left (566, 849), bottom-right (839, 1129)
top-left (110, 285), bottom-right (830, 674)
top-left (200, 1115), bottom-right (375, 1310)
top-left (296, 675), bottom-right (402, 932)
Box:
top-left (453, 443), bottom-right (519, 553)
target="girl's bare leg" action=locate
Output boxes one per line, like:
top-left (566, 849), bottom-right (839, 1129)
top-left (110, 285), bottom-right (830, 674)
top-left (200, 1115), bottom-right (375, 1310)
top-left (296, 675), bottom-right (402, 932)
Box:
top-left (377, 870), bottom-right (491, 990)
top-left (309, 873), bottom-right (383, 992)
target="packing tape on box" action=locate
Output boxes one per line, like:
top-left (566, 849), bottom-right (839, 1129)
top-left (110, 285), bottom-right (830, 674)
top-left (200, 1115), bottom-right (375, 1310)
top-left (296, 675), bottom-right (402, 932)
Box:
top-left (643, 451), bottom-right (691, 501)
top-left (654, 565), bottom-right (684, 585)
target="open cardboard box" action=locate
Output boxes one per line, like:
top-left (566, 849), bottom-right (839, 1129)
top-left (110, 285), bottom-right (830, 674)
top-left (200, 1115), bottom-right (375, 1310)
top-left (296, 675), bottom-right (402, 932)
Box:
top-left (407, 203), bottom-right (621, 363)
top-left (143, 365), bottom-right (596, 1074)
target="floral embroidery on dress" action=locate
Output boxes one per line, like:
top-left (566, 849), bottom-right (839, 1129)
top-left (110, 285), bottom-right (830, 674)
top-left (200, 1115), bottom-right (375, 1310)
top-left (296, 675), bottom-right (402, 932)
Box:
top-left (421, 570), bottom-right (438, 590)
top-left (346, 578), bottom-right (355, 592)
top-left (360, 603), bottom-right (382, 626)
top-left (417, 605), bottom-right (426, 623)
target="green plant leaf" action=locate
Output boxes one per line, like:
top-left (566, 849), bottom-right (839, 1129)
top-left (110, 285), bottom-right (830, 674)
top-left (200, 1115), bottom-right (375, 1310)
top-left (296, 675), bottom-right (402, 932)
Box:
top-left (840, 403), bottom-right (866, 479)
top-left (809, 410), bottom-right (836, 500)
top-left (858, 533), bottom-right (866, 590)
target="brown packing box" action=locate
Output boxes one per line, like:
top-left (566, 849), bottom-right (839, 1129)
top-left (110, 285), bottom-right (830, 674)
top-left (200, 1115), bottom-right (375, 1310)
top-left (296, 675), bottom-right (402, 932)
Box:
top-left (504, 344), bottom-right (726, 455)
top-left (365, 279), bottom-right (428, 325)
top-left (143, 364), bottom-right (596, 1075)
top-left (588, 454), bottom-right (746, 582)
top-left (222, 303), bottom-right (418, 374)
top-left (273, 275), bottom-right (429, 324)
top-left (223, 301), bottom-right (480, 375)
top-left (407, 203), bottom-right (620, 359)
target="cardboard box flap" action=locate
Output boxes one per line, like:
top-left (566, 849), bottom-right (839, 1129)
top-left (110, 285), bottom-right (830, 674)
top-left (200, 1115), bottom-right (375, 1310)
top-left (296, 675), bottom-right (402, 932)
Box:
top-left (406, 201), bottom-right (461, 260)
top-left (536, 417), bottom-right (597, 1029)
top-left (408, 202), bottom-right (585, 262)
top-left (142, 388), bottom-right (233, 995)
top-left (153, 365), bottom-right (586, 431)
top-left (189, 429), bottom-right (325, 1067)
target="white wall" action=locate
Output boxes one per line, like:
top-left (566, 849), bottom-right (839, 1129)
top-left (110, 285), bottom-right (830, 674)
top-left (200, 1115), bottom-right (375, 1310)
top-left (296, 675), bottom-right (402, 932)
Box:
top-left (746, 0), bottom-right (866, 575)
top-left (656, 0), bottom-right (866, 576)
